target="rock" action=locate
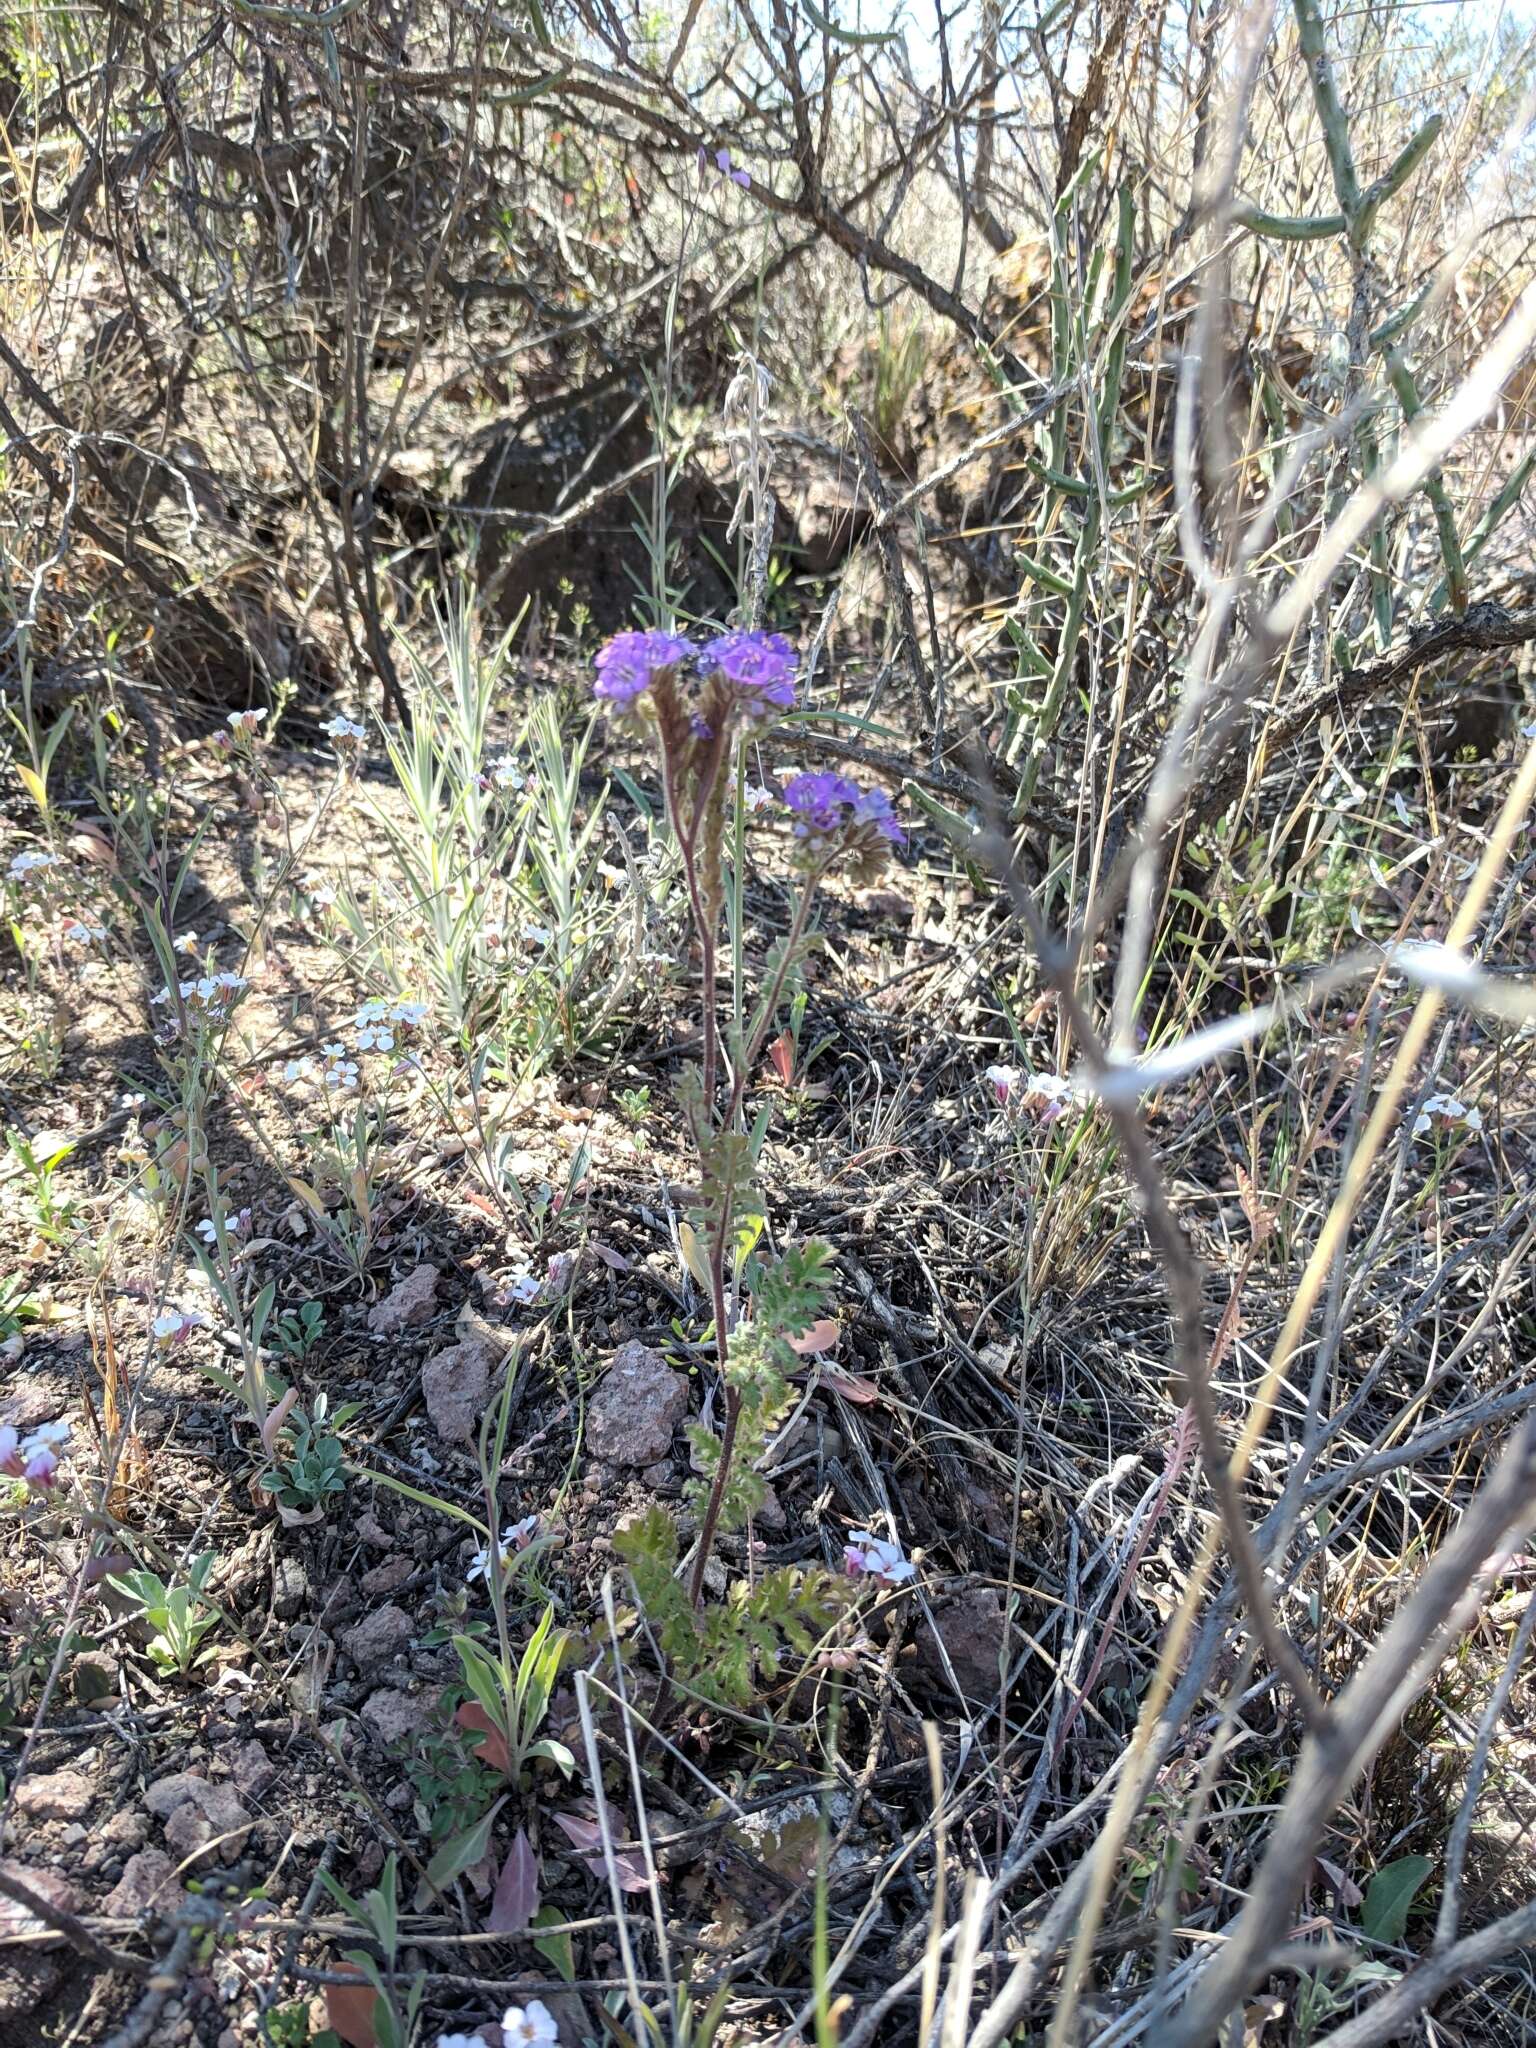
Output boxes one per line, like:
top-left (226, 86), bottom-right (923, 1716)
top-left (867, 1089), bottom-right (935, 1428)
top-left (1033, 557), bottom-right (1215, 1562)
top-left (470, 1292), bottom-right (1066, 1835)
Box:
top-left (163, 1803), bottom-right (213, 1861)
top-left (100, 1849), bottom-right (185, 1920)
top-left (0, 1388), bottom-right (67, 1434)
top-left (145, 1772), bottom-right (206, 1818)
top-left (271, 1555), bottom-right (307, 1620)
top-left (368, 1264), bottom-right (439, 1335)
top-left (360, 1688), bottom-right (430, 1747)
top-left (918, 1585), bottom-right (1010, 1700)
top-left (361, 1556), bottom-right (414, 1598)
top-left (13, 1769), bottom-right (94, 1821)
top-left (102, 1810), bottom-right (149, 1851)
top-left (755, 1483), bottom-right (786, 1532)
top-left (639, 1459), bottom-right (674, 1490)
top-left (421, 1336), bottom-right (493, 1445)
top-left (341, 1603), bottom-right (414, 1674)
top-left (0, 1859), bottom-right (78, 1937)
top-left (355, 1512), bottom-right (393, 1548)
top-left (228, 1741), bottom-right (276, 1801)
top-left (587, 1342), bottom-right (689, 1466)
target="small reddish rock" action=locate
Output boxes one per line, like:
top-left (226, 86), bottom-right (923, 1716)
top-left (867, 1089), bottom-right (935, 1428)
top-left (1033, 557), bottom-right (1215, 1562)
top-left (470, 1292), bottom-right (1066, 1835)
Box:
top-left (341, 1603), bottom-right (414, 1674)
top-left (587, 1341), bottom-right (689, 1466)
top-left (367, 1264), bottom-right (440, 1335)
top-left (360, 1556), bottom-right (414, 1598)
top-left (421, 1336), bottom-right (494, 1444)
top-left (13, 1769), bottom-right (94, 1821)
top-left (361, 1689), bottom-right (430, 1747)
top-left (101, 1849), bottom-right (185, 1920)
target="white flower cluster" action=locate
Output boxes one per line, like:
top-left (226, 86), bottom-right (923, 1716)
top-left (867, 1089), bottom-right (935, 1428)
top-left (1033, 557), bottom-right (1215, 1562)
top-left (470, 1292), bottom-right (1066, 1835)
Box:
top-left (152, 970), bottom-right (249, 1023)
top-left (1412, 1093), bottom-right (1484, 1141)
top-left (9, 849), bottom-right (60, 882)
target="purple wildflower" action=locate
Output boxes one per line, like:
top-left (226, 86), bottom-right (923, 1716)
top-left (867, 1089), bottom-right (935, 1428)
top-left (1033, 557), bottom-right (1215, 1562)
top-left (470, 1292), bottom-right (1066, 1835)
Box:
top-left (851, 786), bottom-right (905, 845)
top-left (782, 772), bottom-right (904, 845)
top-left (699, 146), bottom-right (751, 190)
top-left (593, 630), bottom-right (693, 705)
top-left (783, 771), bottom-right (863, 836)
top-left (700, 630), bottom-right (797, 714)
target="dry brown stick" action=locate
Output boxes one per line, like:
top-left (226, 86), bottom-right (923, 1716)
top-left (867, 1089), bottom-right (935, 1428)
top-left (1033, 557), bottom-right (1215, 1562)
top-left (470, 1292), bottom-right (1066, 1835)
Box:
top-left (971, 797), bottom-right (1332, 1735)
top-left (1154, 1411), bottom-right (1536, 2047)
top-left (1316, 1892), bottom-right (1536, 2048)
top-left (0, 1864), bottom-right (149, 1978)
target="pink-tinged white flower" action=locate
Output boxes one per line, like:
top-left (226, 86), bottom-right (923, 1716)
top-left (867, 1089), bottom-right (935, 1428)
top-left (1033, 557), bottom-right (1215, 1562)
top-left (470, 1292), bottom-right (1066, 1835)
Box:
top-left (355, 1020), bottom-right (395, 1053)
top-left (1412, 1093), bottom-right (1484, 1141)
top-left (468, 1518), bottom-right (541, 1584)
top-left (173, 930), bottom-right (200, 954)
top-left (226, 708), bottom-right (268, 735)
top-left (843, 1530), bottom-right (915, 1586)
top-left (322, 715), bottom-right (366, 743)
top-left (0, 1420), bottom-right (68, 1490)
top-left (502, 2000), bottom-right (560, 2047)
top-left (988, 1066), bottom-right (1080, 1123)
top-left (743, 783), bottom-right (775, 813)
top-left (152, 1309), bottom-right (208, 1345)
top-left (506, 1270), bottom-right (542, 1306)
top-left (22, 1441), bottom-right (60, 1488)
top-left (196, 1208), bottom-right (252, 1246)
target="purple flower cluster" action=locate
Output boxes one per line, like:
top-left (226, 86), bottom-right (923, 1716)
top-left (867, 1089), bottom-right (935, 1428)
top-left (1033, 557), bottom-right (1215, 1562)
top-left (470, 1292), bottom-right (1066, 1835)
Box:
top-left (592, 628), bottom-right (799, 720)
top-left (593, 630), bottom-right (694, 705)
top-left (700, 631), bottom-right (796, 714)
top-left (781, 772), bottom-right (904, 846)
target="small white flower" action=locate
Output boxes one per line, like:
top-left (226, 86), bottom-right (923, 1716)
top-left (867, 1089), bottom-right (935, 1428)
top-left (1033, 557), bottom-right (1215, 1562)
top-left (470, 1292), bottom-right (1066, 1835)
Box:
top-left (174, 931), bottom-right (200, 954)
top-left (490, 756), bottom-right (525, 790)
top-left (119, 1092), bottom-right (146, 1111)
top-left (227, 708), bottom-right (268, 733)
top-left (502, 2001), bottom-right (560, 2047)
top-left (322, 714), bottom-right (366, 742)
top-left (196, 1218), bottom-right (218, 1244)
top-left (468, 1522), bottom-right (537, 1584)
top-left (985, 1063), bottom-right (1021, 1104)
top-left (8, 849), bottom-right (58, 880)
top-left (1412, 1093), bottom-right (1484, 1141)
top-left (843, 1530), bottom-right (915, 1586)
top-left (355, 1023), bottom-right (395, 1053)
top-left (521, 924), bottom-right (553, 947)
top-left (743, 782), bottom-right (775, 812)
top-left (389, 999), bottom-right (430, 1029)
top-left (324, 1058), bottom-right (359, 1089)
top-left (506, 1271), bottom-right (542, 1306)
top-left (282, 1056), bottom-right (317, 1083)
top-left (321, 1040), bottom-right (347, 1060)
top-left (65, 919), bottom-right (107, 943)
top-left (437, 2034), bottom-right (486, 2048)
top-left (152, 1309), bottom-right (207, 1343)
